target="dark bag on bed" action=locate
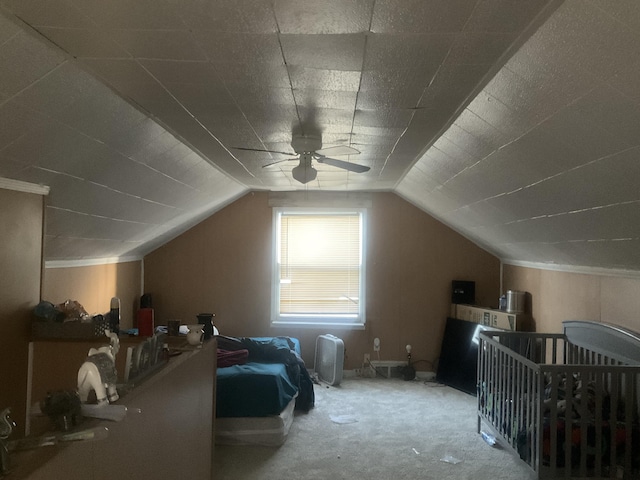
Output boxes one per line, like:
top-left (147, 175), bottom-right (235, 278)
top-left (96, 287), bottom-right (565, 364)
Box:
top-left (295, 365), bottom-right (315, 412)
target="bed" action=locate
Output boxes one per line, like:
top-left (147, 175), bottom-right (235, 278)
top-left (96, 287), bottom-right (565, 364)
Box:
top-left (477, 321), bottom-right (640, 479)
top-left (215, 336), bottom-right (314, 446)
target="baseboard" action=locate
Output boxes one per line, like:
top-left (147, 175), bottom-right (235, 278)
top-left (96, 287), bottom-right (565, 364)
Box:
top-left (416, 371), bottom-right (436, 381)
top-left (341, 369), bottom-right (436, 380)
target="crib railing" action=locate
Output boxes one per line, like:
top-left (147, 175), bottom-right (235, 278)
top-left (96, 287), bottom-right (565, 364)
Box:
top-left (540, 364), bottom-right (640, 478)
top-left (477, 331), bottom-right (561, 475)
top-left (477, 331), bottom-right (640, 479)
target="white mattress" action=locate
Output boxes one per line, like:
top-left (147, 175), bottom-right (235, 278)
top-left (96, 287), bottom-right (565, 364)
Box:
top-left (215, 394), bottom-right (297, 446)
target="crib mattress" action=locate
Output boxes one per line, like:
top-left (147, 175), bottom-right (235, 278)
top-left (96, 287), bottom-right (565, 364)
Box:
top-left (215, 395), bottom-right (297, 446)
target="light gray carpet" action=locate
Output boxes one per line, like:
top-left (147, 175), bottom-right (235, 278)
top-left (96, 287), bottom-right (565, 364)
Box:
top-left (214, 377), bottom-right (536, 480)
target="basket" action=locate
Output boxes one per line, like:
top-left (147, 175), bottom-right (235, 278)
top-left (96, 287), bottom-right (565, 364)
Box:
top-left (32, 316), bottom-right (109, 339)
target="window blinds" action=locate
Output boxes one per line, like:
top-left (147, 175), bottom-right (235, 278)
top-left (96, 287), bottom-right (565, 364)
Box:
top-left (278, 212), bottom-right (361, 316)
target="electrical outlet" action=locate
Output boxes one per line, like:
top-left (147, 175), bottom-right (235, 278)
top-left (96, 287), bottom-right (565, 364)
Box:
top-left (363, 353), bottom-right (370, 364)
top-left (373, 337), bottom-right (380, 352)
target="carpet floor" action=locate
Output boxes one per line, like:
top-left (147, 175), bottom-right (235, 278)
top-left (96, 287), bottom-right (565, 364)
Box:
top-left (214, 377), bottom-right (536, 480)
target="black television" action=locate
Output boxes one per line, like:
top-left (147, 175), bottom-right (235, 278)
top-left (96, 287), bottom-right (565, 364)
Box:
top-left (436, 317), bottom-right (499, 395)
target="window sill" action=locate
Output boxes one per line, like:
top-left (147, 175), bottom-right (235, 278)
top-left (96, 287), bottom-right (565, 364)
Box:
top-left (271, 321), bottom-right (365, 330)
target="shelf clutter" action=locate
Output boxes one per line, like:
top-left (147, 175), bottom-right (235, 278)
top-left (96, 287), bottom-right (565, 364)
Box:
top-left (450, 303), bottom-right (531, 331)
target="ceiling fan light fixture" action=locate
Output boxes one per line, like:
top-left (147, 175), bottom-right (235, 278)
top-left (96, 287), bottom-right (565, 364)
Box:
top-left (292, 153), bottom-right (317, 184)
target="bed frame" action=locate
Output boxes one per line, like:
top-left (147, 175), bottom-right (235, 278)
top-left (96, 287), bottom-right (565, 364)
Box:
top-left (477, 321), bottom-right (640, 479)
top-left (214, 336), bottom-right (310, 446)
top-left (215, 394), bottom-right (297, 446)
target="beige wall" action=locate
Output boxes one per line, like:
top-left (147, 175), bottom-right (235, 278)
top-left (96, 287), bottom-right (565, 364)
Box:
top-left (0, 188), bottom-right (44, 435)
top-left (42, 261), bottom-right (143, 330)
top-left (144, 191), bottom-right (501, 370)
top-left (503, 264), bottom-right (640, 334)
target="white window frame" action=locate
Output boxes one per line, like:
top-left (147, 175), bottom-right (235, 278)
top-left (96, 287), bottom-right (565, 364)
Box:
top-left (271, 206), bottom-right (366, 329)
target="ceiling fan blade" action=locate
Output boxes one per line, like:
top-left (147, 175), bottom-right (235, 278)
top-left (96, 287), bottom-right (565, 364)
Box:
top-left (262, 156), bottom-right (298, 168)
top-left (316, 145), bottom-right (360, 156)
top-left (233, 146), bottom-right (295, 156)
top-left (316, 156), bottom-right (370, 173)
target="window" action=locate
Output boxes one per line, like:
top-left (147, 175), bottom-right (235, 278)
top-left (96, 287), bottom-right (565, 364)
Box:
top-left (271, 207), bottom-right (366, 328)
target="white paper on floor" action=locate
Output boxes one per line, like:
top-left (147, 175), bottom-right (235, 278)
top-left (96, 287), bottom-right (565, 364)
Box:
top-left (330, 414), bottom-right (358, 424)
top-left (440, 455), bottom-right (461, 464)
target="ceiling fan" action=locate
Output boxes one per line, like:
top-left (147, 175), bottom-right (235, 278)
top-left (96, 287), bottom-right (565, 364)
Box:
top-left (234, 135), bottom-right (370, 184)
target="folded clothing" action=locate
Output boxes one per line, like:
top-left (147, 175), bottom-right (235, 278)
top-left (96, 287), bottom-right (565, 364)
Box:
top-left (217, 348), bottom-right (249, 368)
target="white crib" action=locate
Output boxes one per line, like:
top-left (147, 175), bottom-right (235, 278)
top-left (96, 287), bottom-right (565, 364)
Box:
top-left (477, 321), bottom-right (640, 479)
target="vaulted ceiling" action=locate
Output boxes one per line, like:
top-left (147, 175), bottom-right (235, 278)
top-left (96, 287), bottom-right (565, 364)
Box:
top-left (1, 1), bottom-right (639, 273)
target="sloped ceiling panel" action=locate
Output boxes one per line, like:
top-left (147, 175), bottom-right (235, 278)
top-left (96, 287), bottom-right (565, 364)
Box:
top-left (398, 0), bottom-right (640, 272)
top-left (0, 0), bottom-right (557, 192)
top-left (0, 12), bottom-right (246, 263)
top-left (0, 0), bottom-right (561, 264)
top-left (12, 0), bottom-right (640, 275)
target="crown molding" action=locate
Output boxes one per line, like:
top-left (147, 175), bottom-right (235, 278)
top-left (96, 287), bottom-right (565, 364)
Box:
top-left (0, 177), bottom-right (49, 195)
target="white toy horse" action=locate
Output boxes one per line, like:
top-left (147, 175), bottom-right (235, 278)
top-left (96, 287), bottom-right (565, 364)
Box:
top-left (77, 330), bottom-right (120, 405)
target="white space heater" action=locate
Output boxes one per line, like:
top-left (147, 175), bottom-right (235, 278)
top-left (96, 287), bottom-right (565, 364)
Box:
top-left (314, 334), bottom-right (344, 386)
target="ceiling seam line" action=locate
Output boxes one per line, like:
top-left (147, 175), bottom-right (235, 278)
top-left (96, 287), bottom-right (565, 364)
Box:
top-left (34, 166), bottom-right (184, 209)
top-left (136, 61), bottom-right (256, 178)
top-left (441, 142), bottom-right (640, 217)
top-left (394, 0), bottom-right (566, 191)
top-left (390, 0), bottom-right (485, 189)
top-left (344, 0), bottom-right (377, 188)
top-left (273, 5), bottom-right (303, 138)
top-left (11, 99), bottom-right (206, 191)
top-left (47, 205), bottom-right (163, 226)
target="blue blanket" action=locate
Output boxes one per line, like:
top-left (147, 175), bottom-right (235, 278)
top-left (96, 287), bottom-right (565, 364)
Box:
top-left (216, 336), bottom-right (314, 418)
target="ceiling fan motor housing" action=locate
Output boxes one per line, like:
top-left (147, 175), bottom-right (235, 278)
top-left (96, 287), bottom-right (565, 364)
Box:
top-left (291, 135), bottom-right (322, 154)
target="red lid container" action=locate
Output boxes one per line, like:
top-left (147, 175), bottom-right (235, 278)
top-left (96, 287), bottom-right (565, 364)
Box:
top-left (137, 308), bottom-right (155, 337)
